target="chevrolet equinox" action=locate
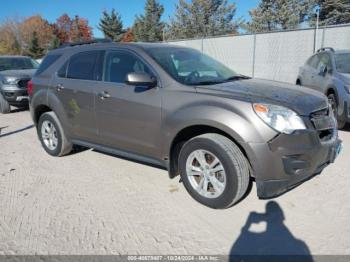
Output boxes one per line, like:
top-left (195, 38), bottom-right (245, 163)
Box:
top-left (29, 41), bottom-right (342, 209)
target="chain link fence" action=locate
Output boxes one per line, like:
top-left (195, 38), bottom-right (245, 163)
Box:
top-left (167, 24), bottom-right (350, 84)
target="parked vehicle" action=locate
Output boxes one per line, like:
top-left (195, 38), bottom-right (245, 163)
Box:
top-left (29, 42), bottom-right (342, 209)
top-left (297, 47), bottom-right (350, 129)
top-left (0, 56), bottom-right (39, 113)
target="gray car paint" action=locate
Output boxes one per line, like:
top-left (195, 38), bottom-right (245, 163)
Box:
top-left (30, 43), bottom-right (340, 199)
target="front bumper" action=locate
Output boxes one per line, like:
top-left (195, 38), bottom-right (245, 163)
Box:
top-left (1, 84), bottom-right (29, 106)
top-left (243, 112), bottom-right (341, 199)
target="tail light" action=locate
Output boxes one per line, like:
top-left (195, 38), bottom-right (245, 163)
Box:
top-left (27, 80), bottom-right (33, 96)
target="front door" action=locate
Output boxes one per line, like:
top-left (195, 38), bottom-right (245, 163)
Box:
top-left (94, 49), bottom-right (162, 158)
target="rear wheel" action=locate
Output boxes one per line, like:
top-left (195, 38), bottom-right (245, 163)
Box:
top-left (328, 94), bottom-right (346, 129)
top-left (0, 93), bottom-right (11, 114)
top-left (37, 112), bottom-right (72, 156)
top-left (178, 133), bottom-right (250, 209)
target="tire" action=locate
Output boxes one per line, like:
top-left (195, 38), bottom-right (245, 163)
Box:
top-left (328, 94), bottom-right (346, 129)
top-left (178, 133), bottom-right (250, 209)
top-left (37, 111), bottom-right (72, 157)
top-left (0, 93), bottom-right (11, 114)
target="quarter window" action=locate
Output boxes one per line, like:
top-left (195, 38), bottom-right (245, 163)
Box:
top-left (103, 51), bottom-right (152, 83)
top-left (67, 51), bottom-right (99, 80)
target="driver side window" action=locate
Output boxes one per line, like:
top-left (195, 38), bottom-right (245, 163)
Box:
top-left (317, 53), bottom-right (332, 72)
top-left (104, 50), bottom-right (151, 84)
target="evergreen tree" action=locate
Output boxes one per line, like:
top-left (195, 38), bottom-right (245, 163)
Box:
top-left (167, 0), bottom-right (241, 40)
top-left (245, 0), bottom-right (315, 33)
top-left (310, 0), bottom-right (350, 26)
top-left (133, 0), bottom-right (164, 42)
top-left (49, 35), bottom-right (61, 50)
top-left (28, 31), bottom-right (44, 58)
top-left (98, 9), bottom-right (124, 41)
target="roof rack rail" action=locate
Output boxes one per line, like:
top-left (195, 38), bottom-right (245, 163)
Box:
top-left (59, 38), bottom-right (113, 48)
top-left (317, 47), bottom-right (335, 53)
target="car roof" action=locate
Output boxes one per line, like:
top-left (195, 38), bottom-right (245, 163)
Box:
top-left (48, 42), bottom-right (188, 55)
top-left (0, 55), bottom-right (31, 58)
top-left (334, 50), bottom-right (350, 55)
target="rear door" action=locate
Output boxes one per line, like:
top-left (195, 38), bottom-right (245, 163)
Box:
top-left (51, 50), bottom-right (104, 141)
top-left (94, 49), bottom-right (162, 158)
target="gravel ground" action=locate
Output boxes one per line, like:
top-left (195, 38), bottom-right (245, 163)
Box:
top-left (0, 110), bottom-right (350, 256)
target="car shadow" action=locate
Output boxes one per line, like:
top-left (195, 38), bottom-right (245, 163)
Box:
top-left (229, 201), bottom-right (313, 262)
top-left (0, 125), bottom-right (34, 138)
top-left (10, 106), bottom-right (29, 113)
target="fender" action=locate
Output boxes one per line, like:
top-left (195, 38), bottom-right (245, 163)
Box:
top-left (161, 104), bottom-right (276, 159)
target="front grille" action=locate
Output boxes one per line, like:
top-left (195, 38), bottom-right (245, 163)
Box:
top-left (17, 79), bottom-right (30, 89)
top-left (310, 107), bottom-right (329, 118)
top-left (310, 106), bottom-right (335, 142)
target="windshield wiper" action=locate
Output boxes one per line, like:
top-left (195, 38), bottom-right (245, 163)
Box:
top-left (188, 80), bottom-right (224, 86)
top-left (223, 75), bottom-right (251, 82)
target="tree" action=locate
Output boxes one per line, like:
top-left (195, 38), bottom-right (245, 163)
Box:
top-left (0, 19), bottom-right (22, 55)
top-left (20, 15), bottom-right (53, 52)
top-left (48, 35), bottom-right (61, 50)
top-left (310, 0), bottom-right (350, 26)
top-left (98, 9), bottom-right (124, 41)
top-left (133, 0), bottom-right (164, 42)
top-left (121, 28), bottom-right (135, 42)
top-left (28, 31), bottom-right (44, 58)
top-left (70, 15), bottom-right (93, 42)
top-left (245, 0), bottom-right (315, 33)
top-left (167, 0), bottom-right (240, 40)
top-left (55, 14), bottom-right (72, 43)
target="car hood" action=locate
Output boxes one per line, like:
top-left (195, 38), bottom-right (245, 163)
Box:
top-left (339, 73), bottom-right (350, 83)
top-left (0, 69), bottom-right (36, 79)
top-left (195, 78), bottom-right (328, 116)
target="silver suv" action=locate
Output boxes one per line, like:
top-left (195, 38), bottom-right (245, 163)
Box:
top-left (30, 41), bottom-right (341, 209)
top-left (297, 48), bottom-right (350, 128)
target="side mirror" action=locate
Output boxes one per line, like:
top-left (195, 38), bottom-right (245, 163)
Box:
top-left (126, 73), bottom-right (157, 88)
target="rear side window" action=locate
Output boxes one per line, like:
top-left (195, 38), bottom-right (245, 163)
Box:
top-left (67, 51), bottom-right (99, 80)
top-left (35, 54), bottom-right (61, 76)
top-left (57, 61), bottom-right (68, 78)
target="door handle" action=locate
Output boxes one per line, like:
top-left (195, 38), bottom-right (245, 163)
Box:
top-left (98, 91), bottom-right (111, 100)
top-left (56, 84), bottom-right (64, 92)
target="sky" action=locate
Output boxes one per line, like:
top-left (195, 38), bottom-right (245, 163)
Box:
top-left (0, 0), bottom-right (259, 38)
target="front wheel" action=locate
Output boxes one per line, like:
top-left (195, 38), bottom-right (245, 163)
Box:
top-left (178, 134), bottom-right (250, 209)
top-left (328, 94), bottom-right (346, 129)
top-left (37, 112), bottom-right (72, 156)
top-left (0, 93), bottom-right (11, 114)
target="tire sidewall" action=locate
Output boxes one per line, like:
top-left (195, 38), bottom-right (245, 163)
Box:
top-left (328, 94), bottom-right (346, 129)
top-left (37, 113), bottom-right (63, 156)
top-left (0, 92), bottom-right (10, 114)
top-left (179, 137), bottom-right (239, 209)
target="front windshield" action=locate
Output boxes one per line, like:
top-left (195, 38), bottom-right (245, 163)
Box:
top-left (146, 47), bottom-right (240, 85)
top-left (0, 57), bottom-right (39, 71)
top-left (335, 53), bottom-right (350, 74)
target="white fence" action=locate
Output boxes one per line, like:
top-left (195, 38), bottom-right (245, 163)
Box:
top-left (168, 24), bottom-right (350, 84)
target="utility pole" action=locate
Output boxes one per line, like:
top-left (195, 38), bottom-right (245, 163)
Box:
top-left (314, 8), bottom-right (320, 53)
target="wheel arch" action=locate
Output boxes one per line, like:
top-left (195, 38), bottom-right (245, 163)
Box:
top-left (167, 124), bottom-right (253, 179)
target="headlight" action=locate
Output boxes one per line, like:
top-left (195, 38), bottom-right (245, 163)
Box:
top-left (253, 103), bottom-right (306, 134)
top-left (344, 84), bottom-right (350, 94)
top-left (2, 76), bottom-right (18, 85)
